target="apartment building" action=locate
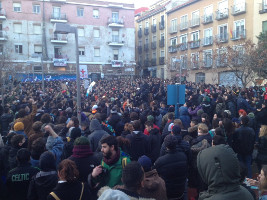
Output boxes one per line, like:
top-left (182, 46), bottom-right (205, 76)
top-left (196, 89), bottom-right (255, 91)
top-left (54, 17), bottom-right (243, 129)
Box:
top-left (166, 0), bottom-right (267, 86)
top-left (0, 0), bottom-right (135, 80)
top-left (135, 0), bottom-right (170, 79)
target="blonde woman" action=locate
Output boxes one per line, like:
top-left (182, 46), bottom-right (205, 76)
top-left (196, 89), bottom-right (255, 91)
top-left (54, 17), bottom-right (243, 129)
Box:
top-left (256, 125), bottom-right (267, 172)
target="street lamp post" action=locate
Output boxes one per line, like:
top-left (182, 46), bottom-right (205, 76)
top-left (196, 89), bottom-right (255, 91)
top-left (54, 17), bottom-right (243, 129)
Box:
top-left (54, 23), bottom-right (81, 124)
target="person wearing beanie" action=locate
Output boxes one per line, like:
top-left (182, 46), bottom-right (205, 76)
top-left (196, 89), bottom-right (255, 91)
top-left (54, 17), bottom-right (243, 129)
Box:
top-left (138, 155), bottom-right (167, 200)
top-left (143, 115), bottom-right (160, 136)
top-left (155, 135), bottom-right (188, 200)
top-left (69, 137), bottom-right (100, 182)
top-left (14, 122), bottom-right (28, 139)
top-left (28, 151), bottom-right (58, 200)
top-left (6, 148), bottom-right (39, 200)
top-left (161, 106), bottom-right (175, 129)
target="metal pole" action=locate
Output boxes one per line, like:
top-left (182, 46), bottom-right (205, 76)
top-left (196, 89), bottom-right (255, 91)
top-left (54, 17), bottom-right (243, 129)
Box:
top-left (179, 64), bottom-right (182, 84)
top-left (75, 29), bottom-right (81, 124)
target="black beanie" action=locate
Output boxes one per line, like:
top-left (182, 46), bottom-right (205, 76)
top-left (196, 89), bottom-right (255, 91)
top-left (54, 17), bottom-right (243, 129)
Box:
top-left (70, 128), bottom-right (82, 140)
top-left (39, 151), bottom-right (56, 171)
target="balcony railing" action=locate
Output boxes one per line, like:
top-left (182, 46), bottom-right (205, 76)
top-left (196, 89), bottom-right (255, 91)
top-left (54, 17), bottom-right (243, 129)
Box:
top-left (189, 40), bottom-right (200, 49)
top-left (202, 36), bottom-right (213, 46)
top-left (151, 58), bottom-right (157, 66)
top-left (108, 17), bottom-right (124, 25)
top-left (144, 27), bottom-right (149, 35)
top-left (202, 14), bottom-right (213, 24)
top-left (144, 43), bottom-right (149, 52)
top-left (216, 33), bottom-right (229, 43)
top-left (0, 8), bottom-right (6, 19)
top-left (51, 34), bottom-right (68, 43)
top-left (216, 57), bottom-right (228, 67)
top-left (151, 41), bottom-right (157, 49)
top-left (50, 13), bottom-right (67, 21)
top-left (168, 45), bottom-right (177, 53)
top-left (189, 18), bottom-right (200, 28)
top-left (138, 46), bottom-right (142, 54)
top-left (144, 59), bottom-right (150, 67)
top-left (231, 29), bottom-right (246, 40)
top-left (159, 57), bottom-right (165, 65)
top-left (138, 29), bottom-right (142, 38)
top-left (181, 60), bottom-right (187, 69)
top-left (180, 22), bottom-right (188, 31)
top-left (215, 9), bottom-right (229, 20)
top-left (179, 43), bottom-right (188, 51)
top-left (151, 24), bottom-right (157, 33)
top-left (231, 3), bottom-right (246, 15)
top-left (159, 38), bottom-right (165, 47)
top-left (259, 3), bottom-right (267, 14)
top-left (191, 61), bottom-right (199, 69)
top-left (169, 26), bottom-right (178, 34)
top-left (159, 21), bottom-right (165, 30)
top-left (0, 31), bottom-right (8, 40)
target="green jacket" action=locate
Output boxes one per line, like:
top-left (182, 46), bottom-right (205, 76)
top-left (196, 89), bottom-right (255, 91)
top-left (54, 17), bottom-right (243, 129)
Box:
top-left (100, 150), bottom-right (131, 188)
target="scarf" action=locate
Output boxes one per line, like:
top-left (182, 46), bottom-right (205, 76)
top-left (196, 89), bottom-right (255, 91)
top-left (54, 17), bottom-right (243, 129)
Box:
top-left (72, 145), bottom-right (93, 158)
top-left (103, 148), bottom-right (120, 166)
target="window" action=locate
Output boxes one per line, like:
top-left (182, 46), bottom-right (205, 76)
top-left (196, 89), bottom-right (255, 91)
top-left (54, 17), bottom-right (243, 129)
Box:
top-left (203, 49), bottom-right (212, 67)
top-left (204, 5), bottom-right (213, 16)
top-left (233, 19), bottom-right (245, 38)
top-left (234, 0), bottom-right (245, 11)
top-left (93, 9), bottom-right (99, 18)
top-left (160, 50), bottom-right (164, 57)
top-left (13, 2), bottom-right (21, 12)
top-left (180, 15), bottom-right (188, 29)
top-left (145, 21), bottom-right (149, 28)
top-left (170, 37), bottom-right (177, 46)
top-left (204, 28), bottom-right (213, 45)
top-left (171, 19), bottom-right (178, 32)
top-left (152, 35), bottom-right (156, 42)
top-left (15, 44), bottom-right (23, 54)
top-left (217, 48), bottom-right (227, 66)
top-left (33, 4), bottom-right (40, 14)
top-left (180, 34), bottom-right (187, 43)
top-left (191, 10), bottom-right (200, 26)
top-left (94, 48), bottom-right (100, 57)
top-left (152, 51), bottom-right (156, 59)
top-left (77, 8), bottom-right (84, 17)
top-left (145, 38), bottom-right (149, 44)
top-left (0, 44), bottom-right (3, 55)
top-left (180, 55), bottom-right (187, 69)
top-left (152, 18), bottom-right (156, 25)
top-left (138, 40), bottom-right (142, 46)
top-left (53, 7), bottom-right (61, 18)
top-left (112, 12), bottom-right (119, 23)
top-left (33, 24), bottom-right (41, 34)
top-left (78, 28), bottom-right (85, 37)
top-left (113, 49), bottom-right (119, 60)
top-left (93, 29), bottom-right (100, 38)
top-left (191, 53), bottom-right (199, 68)
top-left (263, 21), bottom-right (267, 33)
top-left (54, 47), bottom-right (62, 58)
top-left (191, 31), bottom-right (199, 41)
top-left (139, 24), bottom-right (142, 29)
top-left (218, 24), bottom-right (228, 41)
top-left (196, 72), bottom-right (205, 83)
top-left (218, 0), bottom-right (228, 14)
top-left (112, 30), bottom-right (119, 42)
top-left (79, 47), bottom-right (85, 56)
top-left (13, 23), bottom-right (22, 33)
top-left (34, 45), bottom-right (42, 54)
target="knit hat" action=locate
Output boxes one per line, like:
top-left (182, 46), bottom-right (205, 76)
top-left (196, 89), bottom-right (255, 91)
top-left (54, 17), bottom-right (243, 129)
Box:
top-left (14, 122), bottom-right (24, 131)
top-left (164, 134), bottom-right (177, 150)
top-left (39, 151), bottom-right (56, 171)
top-left (65, 107), bottom-right (73, 114)
top-left (98, 188), bottom-right (130, 200)
top-left (197, 109), bottom-right (204, 116)
top-left (70, 127), bottom-right (82, 140)
top-left (138, 155), bottom-right (152, 172)
top-left (172, 125), bottom-right (181, 135)
top-left (147, 115), bottom-right (154, 122)
top-left (248, 112), bottom-right (255, 119)
top-left (46, 136), bottom-right (56, 151)
top-left (232, 118), bottom-right (240, 124)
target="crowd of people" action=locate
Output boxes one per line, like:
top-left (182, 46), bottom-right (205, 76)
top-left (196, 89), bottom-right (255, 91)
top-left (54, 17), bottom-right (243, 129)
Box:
top-left (0, 77), bottom-right (267, 200)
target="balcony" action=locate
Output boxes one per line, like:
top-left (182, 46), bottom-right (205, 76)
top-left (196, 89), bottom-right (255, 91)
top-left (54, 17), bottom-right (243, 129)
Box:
top-left (168, 45), bottom-right (177, 53)
top-left (159, 57), bottom-right (165, 65)
top-left (216, 58), bottom-right (227, 67)
top-left (181, 60), bottom-right (187, 69)
top-left (144, 27), bottom-right (149, 35)
top-left (191, 61), bottom-right (199, 69)
top-left (215, 9), bottom-right (229, 20)
top-left (144, 59), bottom-right (150, 67)
top-left (51, 34), bottom-right (68, 44)
top-left (159, 38), bottom-right (165, 48)
top-left (151, 41), bottom-right (157, 50)
top-left (202, 36), bottom-right (213, 46)
top-left (0, 31), bottom-right (8, 41)
top-left (216, 33), bottom-right (229, 43)
top-left (0, 9), bottom-right (6, 20)
top-left (50, 13), bottom-right (67, 23)
top-left (189, 40), bottom-right (200, 49)
top-left (231, 29), bottom-right (246, 41)
top-left (179, 43), bottom-right (188, 51)
top-left (169, 26), bottom-right (178, 34)
top-left (180, 22), bottom-right (188, 31)
top-left (231, 3), bottom-right (246, 16)
top-left (53, 58), bottom-right (67, 67)
top-left (189, 18), bottom-right (200, 28)
top-left (159, 21), bottom-right (165, 30)
top-left (138, 29), bottom-right (142, 38)
top-left (108, 35), bottom-right (124, 46)
top-left (144, 43), bottom-right (149, 52)
top-left (151, 24), bottom-right (157, 33)
top-left (138, 46), bottom-right (142, 54)
top-left (202, 14), bottom-right (213, 24)
top-left (259, 3), bottom-right (267, 14)
top-left (108, 17), bottom-right (124, 27)
top-left (151, 58), bottom-right (157, 66)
